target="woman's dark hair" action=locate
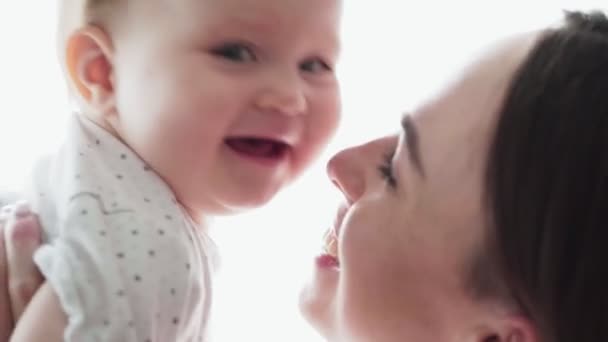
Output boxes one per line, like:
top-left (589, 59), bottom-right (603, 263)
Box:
top-left (482, 10), bottom-right (608, 342)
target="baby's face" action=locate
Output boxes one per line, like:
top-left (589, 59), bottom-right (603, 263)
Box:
top-left (107, 0), bottom-right (342, 216)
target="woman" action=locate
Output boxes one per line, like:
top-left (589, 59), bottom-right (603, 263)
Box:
top-left (2, 10), bottom-right (608, 342)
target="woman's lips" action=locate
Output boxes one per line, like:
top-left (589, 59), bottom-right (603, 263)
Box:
top-left (320, 203), bottom-right (349, 268)
top-left (316, 254), bottom-right (339, 269)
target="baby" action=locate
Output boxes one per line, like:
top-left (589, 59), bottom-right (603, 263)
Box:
top-left (10, 0), bottom-right (342, 341)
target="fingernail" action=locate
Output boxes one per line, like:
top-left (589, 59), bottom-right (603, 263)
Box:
top-left (14, 201), bottom-right (31, 218)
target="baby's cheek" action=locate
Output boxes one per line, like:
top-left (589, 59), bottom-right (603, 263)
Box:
top-left (315, 102), bottom-right (341, 146)
top-left (292, 110), bottom-right (341, 177)
top-left (317, 92), bottom-right (342, 140)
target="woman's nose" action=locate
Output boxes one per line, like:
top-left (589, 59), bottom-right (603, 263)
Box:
top-left (326, 146), bottom-right (366, 204)
top-left (326, 135), bottom-right (399, 203)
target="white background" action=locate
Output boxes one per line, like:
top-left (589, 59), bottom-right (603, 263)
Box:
top-left (0, 1), bottom-right (605, 341)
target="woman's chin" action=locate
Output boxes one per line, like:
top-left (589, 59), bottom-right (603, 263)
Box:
top-left (298, 254), bottom-right (340, 338)
top-left (298, 289), bottom-right (334, 340)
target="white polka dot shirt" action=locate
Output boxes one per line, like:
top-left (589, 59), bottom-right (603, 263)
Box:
top-left (25, 114), bottom-right (219, 341)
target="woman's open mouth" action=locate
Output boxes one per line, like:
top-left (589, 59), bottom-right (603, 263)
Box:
top-left (317, 204), bottom-right (349, 269)
top-left (318, 229), bottom-right (340, 268)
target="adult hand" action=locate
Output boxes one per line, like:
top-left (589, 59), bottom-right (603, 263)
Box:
top-left (0, 202), bottom-right (44, 341)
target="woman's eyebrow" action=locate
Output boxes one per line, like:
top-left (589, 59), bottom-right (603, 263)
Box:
top-left (401, 114), bottom-right (425, 178)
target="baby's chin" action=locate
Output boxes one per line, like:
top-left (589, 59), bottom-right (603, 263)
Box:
top-left (175, 158), bottom-right (307, 217)
top-left (218, 190), bottom-right (284, 215)
top-left (182, 185), bottom-right (286, 217)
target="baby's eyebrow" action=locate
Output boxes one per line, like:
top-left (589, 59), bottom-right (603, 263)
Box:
top-left (401, 113), bottom-right (425, 178)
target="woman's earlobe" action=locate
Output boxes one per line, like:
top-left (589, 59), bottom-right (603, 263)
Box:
top-left (496, 315), bottom-right (538, 342)
top-left (474, 311), bottom-right (537, 342)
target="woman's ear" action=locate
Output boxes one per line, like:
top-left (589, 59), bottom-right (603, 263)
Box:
top-left (480, 315), bottom-right (538, 342)
top-left (65, 25), bottom-right (115, 113)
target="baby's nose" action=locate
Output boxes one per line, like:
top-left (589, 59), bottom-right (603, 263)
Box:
top-left (256, 72), bottom-right (307, 116)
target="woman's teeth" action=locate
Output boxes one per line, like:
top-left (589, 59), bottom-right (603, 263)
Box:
top-left (323, 229), bottom-right (339, 260)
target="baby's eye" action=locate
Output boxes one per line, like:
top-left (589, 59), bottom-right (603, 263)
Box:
top-left (300, 58), bottom-right (332, 74)
top-left (211, 43), bottom-right (257, 62)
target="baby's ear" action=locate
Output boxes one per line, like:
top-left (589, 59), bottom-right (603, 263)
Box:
top-left (65, 25), bottom-right (115, 113)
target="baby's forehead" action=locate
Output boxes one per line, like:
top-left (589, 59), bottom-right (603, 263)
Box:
top-left (121, 0), bottom-right (341, 48)
top-left (134, 0), bottom-right (340, 22)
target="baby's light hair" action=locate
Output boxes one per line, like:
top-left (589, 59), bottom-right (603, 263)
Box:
top-left (83, 0), bottom-right (119, 24)
top-left (58, 0), bottom-right (118, 42)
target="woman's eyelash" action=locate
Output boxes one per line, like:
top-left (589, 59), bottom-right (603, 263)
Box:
top-left (378, 151), bottom-right (397, 188)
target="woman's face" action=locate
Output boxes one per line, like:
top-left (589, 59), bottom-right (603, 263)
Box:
top-left (300, 32), bottom-right (539, 342)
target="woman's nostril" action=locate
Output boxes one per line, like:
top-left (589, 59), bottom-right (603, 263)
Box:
top-left (331, 178), bottom-right (349, 196)
top-left (331, 179), bottom-right (340, 190)
top-left (327, 150), bottom-right (364, 202)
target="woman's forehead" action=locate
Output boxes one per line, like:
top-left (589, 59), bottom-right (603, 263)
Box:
top-left (413, 31), bottom-right (541, 129)
top-left (397, 31), bottom-right (543, 190)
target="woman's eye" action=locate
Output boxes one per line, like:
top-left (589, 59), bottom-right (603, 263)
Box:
top-left (378, 151), bottom-right (397, 188)
top-left (300, 58), bottom-right (332, 73)
top-left (211, 43), bottom-right (257, 62)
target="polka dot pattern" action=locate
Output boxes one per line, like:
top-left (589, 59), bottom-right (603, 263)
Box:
top-left (28, 114), bottom-right (218, 341)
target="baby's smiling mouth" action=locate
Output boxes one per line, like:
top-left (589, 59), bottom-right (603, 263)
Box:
top-left (225, 137), bottom-right (290, 159)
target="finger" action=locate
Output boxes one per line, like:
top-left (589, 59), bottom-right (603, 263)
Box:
top-left (5, 202), bottom-right (44, 321)
top-left (0, 205), bottom-right (14, 222)
top-left (0, 210), bottom-right (14, 341)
